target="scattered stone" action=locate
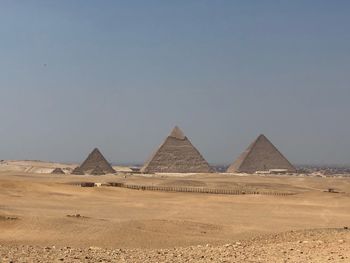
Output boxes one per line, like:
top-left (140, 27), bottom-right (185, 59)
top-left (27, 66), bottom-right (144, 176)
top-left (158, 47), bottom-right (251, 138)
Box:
top-left (66, 214), bottom-right (87, 219)
top-left (0, 229), bottom-right (349, 262)
top-left (89, 247), bottom-right (102, 250)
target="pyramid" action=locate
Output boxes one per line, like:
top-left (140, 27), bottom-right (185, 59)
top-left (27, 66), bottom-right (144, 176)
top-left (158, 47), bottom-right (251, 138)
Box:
top-left (51, 168), bottom-right (65, 174)
top-left (79, 148), bottom-right (116, 174)
top-left (71, 166), bottom-right (85, 175)
top-left (227, 134), bottom-right (296, 173)
top-left (141, 126), bottom-right (213, 173)
top-left (90, 166), bottom-right (105, 175)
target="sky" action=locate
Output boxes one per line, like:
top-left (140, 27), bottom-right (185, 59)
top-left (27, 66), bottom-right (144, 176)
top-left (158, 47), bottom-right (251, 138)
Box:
top-left (0, 0), bottom-right (350, 165)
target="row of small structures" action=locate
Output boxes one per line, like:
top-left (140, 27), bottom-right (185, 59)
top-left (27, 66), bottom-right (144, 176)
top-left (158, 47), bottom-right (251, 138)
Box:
top-left (72, 181), bottom-right (296, 196)
top-left (52, 126), bottom-right (296, 176)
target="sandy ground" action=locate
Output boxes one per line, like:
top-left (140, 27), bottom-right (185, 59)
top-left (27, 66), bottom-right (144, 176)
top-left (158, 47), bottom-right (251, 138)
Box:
top-left (0, 161), bottom-right (350, 262)
top-left (1, 228), bottom-right (349, 262)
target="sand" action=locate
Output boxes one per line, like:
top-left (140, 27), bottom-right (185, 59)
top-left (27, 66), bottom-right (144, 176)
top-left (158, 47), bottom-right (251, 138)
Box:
top-left (1, 228), bottom-right (349, 262)
top-left (0, 161), bottom-right (350, 262)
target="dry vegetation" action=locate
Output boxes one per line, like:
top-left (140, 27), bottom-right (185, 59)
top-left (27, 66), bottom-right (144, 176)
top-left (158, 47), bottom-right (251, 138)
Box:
top-left (0, 161), bottom-right (350, 262)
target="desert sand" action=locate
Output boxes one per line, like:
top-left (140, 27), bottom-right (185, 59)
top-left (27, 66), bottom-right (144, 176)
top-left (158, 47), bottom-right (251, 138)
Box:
top-left (0, 161), bottom-right (349, 262)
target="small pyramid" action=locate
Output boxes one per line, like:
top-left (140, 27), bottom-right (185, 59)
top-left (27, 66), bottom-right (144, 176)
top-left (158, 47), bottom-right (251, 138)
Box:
top-left (227, 134), bottom-right (296, 173)
top-left (71, 166), bottom-right (85, 175)
top-left (80, 148), bottom-right (116, 174)
top-left (51, 168), bottom-right (65, 174)
top-left (90, 166), bottom-right (105, 175)
top-left (141, 126), bottom-right (213, 173)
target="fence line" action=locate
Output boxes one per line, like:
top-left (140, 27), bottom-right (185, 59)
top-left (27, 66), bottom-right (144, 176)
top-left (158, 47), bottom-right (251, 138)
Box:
top-left (107, 183), bottom-right (295, 196)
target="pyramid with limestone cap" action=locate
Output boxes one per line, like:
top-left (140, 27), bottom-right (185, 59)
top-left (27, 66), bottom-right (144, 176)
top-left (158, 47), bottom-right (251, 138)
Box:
top-left (79, 148), bottom-right (116, 174)
top-left (169, 126), bottom-right (186, 140)
top-left (141, 126), bottom-right (213, 173)
top-left (227, 134), bottom-right (296, 173)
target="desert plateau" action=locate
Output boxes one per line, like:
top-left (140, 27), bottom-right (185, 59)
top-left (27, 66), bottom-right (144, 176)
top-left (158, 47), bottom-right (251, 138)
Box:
top-left (0, 161), bottom-right (349, 262)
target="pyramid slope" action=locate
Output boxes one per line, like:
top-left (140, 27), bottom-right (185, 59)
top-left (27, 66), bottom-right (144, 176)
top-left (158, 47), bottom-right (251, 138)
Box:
top-left (227, 134), bottom-right (296, 173)
top-left (90, 166), bottom-right (105, 175)
top-left (141, 127), bottom-right (212, 173)
top-left (80, 148), bottom-right (116, 174)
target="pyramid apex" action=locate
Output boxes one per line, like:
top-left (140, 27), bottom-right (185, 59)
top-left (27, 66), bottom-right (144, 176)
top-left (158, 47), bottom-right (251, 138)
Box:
top-left (256, 134), bottom-right (270, 142)
top-left (169, 126), bottom-right (186, 140)
top-left (90, 147), bottom-right (104, 156)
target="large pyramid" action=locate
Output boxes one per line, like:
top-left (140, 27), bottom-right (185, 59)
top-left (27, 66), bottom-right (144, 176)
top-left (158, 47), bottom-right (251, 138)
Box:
top-left (141, 126), bottom-right (213, 173)
top-left (227, 134), bottom-right (296, 173)
top-left (79, 148), bottom-right (116, 174)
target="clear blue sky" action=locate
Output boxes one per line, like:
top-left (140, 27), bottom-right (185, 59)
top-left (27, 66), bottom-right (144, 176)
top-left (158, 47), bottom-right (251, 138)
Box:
top-left (1, 1), bottom-right (349, 165)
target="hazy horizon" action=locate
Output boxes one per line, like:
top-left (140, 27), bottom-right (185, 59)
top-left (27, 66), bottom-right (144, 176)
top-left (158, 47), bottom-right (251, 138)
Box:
top-left (1, 1), bottom-right (350, 166)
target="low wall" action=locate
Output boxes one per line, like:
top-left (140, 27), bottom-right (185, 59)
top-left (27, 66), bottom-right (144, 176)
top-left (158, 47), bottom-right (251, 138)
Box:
top-left (108, 183), bottom-right (295, 196)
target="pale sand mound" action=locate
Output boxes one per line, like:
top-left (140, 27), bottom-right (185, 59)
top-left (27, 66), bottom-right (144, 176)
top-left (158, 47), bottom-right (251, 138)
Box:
top-left (0, 160), bottom-right (77, 174)
top-left (0, 160), bottom-right (131, 174)
top-left (0, 228), bottom-right (349, 262)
